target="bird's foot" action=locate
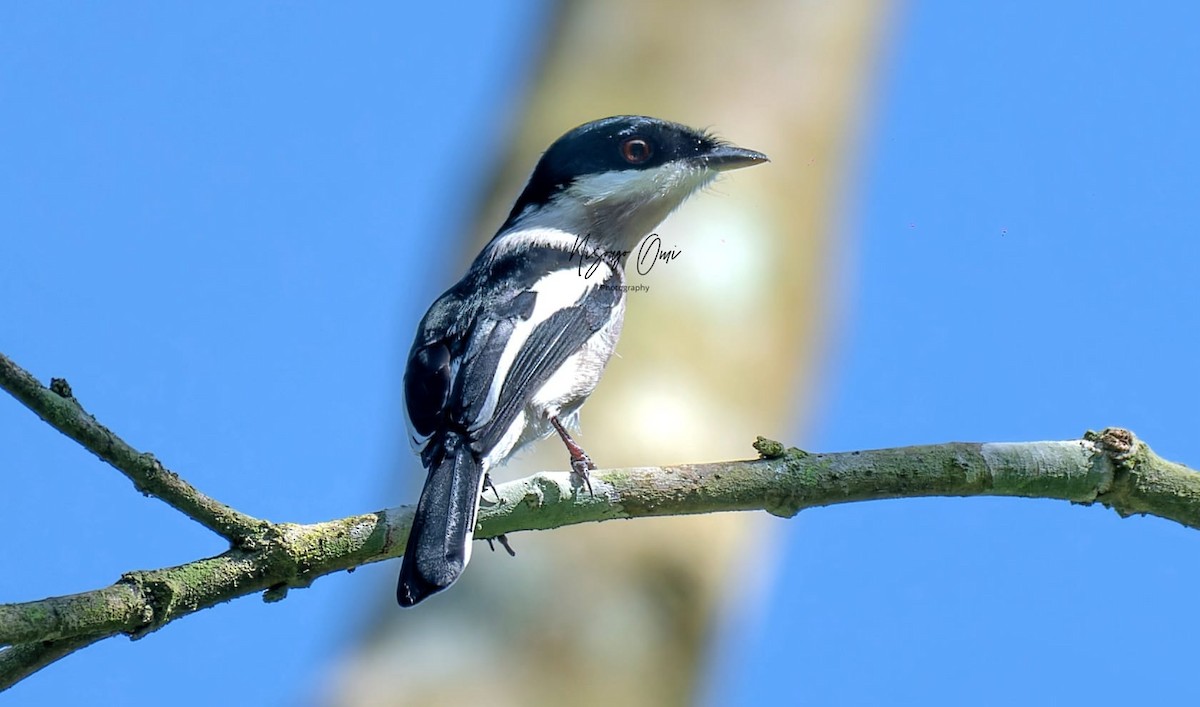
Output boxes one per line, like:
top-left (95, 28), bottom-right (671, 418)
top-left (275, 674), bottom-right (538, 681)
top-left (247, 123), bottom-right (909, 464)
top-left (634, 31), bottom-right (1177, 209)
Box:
top-left (485, 534), bottom-right (517, 557)
top-left (570, 455), bottom-right (595, 497)
top-left (550, 416), bottom-right (595, 496)
top-left (482, 472), bottom-right (501, 502)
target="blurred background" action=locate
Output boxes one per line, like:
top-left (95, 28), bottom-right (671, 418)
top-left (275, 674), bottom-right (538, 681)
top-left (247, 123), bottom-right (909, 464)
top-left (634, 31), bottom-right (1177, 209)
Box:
top-left (2, 2), bottom-right (1199, 705)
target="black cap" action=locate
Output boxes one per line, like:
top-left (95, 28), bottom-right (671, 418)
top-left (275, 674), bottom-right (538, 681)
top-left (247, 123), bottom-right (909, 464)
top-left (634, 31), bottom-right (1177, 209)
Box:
top-left (507, 115), bottom-right (766, 221)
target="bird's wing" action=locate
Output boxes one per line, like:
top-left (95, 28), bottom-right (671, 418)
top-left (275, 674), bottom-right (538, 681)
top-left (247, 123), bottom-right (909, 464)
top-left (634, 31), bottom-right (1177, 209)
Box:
top-left (469, 268), bottom-right (622, 454)
top-left (404, 246), bottom-right (622, 466)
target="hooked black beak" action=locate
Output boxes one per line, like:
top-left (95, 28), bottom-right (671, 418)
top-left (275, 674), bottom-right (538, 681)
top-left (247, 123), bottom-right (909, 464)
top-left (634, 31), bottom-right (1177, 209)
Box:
top-left (698, 144), bottom-right (769, 171)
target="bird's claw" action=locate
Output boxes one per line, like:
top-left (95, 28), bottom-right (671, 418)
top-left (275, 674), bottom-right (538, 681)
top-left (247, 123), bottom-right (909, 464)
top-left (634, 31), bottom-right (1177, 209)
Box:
top-left (570, 455), bottom-right (595, 496)
top-left (486, 534), bottom-right (517, 557)
top-left (482, 472), bottom-right (501, 502)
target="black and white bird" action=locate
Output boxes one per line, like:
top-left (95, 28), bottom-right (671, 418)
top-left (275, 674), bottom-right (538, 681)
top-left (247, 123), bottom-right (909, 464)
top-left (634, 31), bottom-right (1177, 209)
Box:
top-left (397, 115), bottom-right (767, 606)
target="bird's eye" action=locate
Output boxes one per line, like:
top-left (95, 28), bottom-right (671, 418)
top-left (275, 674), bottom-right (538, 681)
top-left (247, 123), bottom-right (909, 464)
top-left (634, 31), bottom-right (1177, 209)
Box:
top-left (620, 138), bottom-right (652, 165)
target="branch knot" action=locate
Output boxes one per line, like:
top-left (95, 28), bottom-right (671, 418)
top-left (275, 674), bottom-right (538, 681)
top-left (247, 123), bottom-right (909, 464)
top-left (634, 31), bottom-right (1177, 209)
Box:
top-left (1086, 427), bottom-right (1138, 469)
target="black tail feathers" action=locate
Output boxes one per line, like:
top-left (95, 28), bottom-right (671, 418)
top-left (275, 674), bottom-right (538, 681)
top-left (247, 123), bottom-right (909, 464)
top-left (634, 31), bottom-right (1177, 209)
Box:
top-left (397, 442), bottom-right (484, 607)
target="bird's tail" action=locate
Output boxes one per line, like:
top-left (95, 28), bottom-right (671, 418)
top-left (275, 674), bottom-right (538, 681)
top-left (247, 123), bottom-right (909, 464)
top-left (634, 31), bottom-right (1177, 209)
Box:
top-left (397, 439), bottom-right (485, 607)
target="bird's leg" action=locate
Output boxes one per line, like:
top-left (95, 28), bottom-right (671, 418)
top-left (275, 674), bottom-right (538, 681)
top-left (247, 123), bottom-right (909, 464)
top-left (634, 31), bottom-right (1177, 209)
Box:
top-left (482, 474), bottom-right (513, 555)
top-left (550, 416), bottom-right (595, 496)
top-left (482, 472), bottom-right (501, 502)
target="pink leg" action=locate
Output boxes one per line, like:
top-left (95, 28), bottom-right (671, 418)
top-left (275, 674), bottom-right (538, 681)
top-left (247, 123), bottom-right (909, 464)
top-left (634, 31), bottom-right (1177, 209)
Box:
top-left (550, 416), bottom-right (595, 496)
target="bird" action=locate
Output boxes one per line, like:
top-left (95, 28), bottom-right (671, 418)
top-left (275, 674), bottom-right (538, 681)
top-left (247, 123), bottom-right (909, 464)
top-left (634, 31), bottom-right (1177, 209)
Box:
top-left (397, 115), bottom-right (767, 606)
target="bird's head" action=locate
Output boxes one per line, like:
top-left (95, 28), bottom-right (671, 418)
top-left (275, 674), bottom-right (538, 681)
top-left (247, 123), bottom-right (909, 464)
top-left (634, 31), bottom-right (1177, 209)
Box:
top-left (503, 115), bottom-right (767, 251)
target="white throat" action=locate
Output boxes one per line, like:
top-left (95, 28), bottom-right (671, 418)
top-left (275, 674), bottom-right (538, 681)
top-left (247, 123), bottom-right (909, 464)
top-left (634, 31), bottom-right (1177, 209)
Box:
top-left (513, 160), bottom-right (715, 252)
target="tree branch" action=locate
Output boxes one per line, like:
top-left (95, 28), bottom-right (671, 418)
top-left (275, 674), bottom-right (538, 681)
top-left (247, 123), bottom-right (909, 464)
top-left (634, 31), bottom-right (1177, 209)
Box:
top-left (4, 349), bottom-right (1200, 691)
top-left (0, 353), bottom-right (265, 542)
top-left (0, 634), bottom-right (106, 689)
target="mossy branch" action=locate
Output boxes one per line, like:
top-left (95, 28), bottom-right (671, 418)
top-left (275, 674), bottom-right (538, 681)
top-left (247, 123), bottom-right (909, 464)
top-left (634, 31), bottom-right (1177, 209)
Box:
top-left (0, 353), bottom-right (264, 543)
top-left (4, 351), bottom-right (1200, 691)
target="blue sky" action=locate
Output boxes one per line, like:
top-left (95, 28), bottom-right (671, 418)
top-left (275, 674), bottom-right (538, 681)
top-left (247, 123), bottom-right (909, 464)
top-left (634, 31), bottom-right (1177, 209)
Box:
top-left (0, 4), bottom-right (545, 704)
top-left (3, 3), bottom-right (1199, 705)
top-left (719, 4), bottom-right (1200, 705)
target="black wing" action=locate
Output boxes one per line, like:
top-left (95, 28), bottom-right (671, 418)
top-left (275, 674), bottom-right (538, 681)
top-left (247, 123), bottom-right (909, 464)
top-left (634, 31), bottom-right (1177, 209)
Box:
top-left (404, 246), bottom-right (622, 467)
top-left (471, 274), bottom-right (621, 453)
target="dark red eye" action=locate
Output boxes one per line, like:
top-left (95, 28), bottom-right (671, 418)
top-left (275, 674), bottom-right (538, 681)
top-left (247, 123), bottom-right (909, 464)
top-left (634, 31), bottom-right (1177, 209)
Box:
top-left (621, 138), bottom-right (652, 164)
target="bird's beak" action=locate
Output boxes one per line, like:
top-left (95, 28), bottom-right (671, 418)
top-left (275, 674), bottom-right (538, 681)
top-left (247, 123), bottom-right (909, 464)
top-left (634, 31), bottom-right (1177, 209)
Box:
top-left (698, 144), bottom-right (769, 171)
